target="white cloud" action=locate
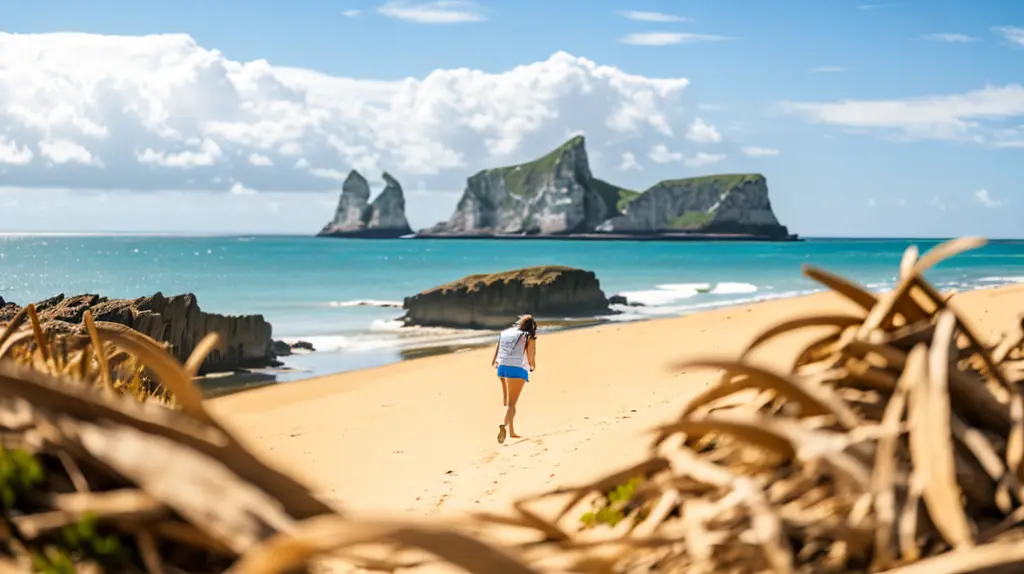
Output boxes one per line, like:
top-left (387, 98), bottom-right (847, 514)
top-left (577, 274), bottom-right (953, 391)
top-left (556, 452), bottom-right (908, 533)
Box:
top-left (618, 32), bottom-right (729, 46)
top-left (927, 195), bottom-right (947, 211)
top-left (230, 181), bottom-right (257, 195)
top-left (685, 118), bottom-right (721, 144)
top-left (0, 32), bottom-right (700, 195)
top-left (742, 146), bottom-right (780, 157)
top-left (922, 33), bottom-right (978, 43)
top-left (343, 9), bottom-right (361, 17)
top-left (248, 152), bottom-right (274, 166)
top-left (809, 66), bottom-right (843, 73)
top-left (618, 10), bottom-right (689, 23)
top-left (0, 136), bottom-right (34, 165)
top-left (994, 26), bottom-right (1024, 47)
top-left (377, 1), bottom-right (485, 24)
top-left (973, 188), bottom-right (1004, 208)
top-left (778, 84), bottom-right (1024, 143)
top-left (618, 151), bottom-right (641, 171)
top-left (648, 144), bottom-right (682, 164)
top-left (684, 152), bottom-right (725, 167)
top-left (310, 168), bottom-right (348, 181)
top-left (136, 138), bottom-right (222, 168)
top-left (39, 139), bottom-right (101, 166)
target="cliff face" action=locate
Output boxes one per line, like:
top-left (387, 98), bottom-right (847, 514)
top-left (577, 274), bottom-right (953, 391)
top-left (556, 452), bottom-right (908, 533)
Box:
top-left (422, 136), bottom-right (614, 236)
top-left (598, 174), bottom-right (791, 238)
top-left (0, 292), bottom-right (277, 374)
top-left (402, 266), bottom-right (611, 329)
top-left (318, 170), bottom-right (412, 238)
top-left (417, 136), bottom-right (793, 240)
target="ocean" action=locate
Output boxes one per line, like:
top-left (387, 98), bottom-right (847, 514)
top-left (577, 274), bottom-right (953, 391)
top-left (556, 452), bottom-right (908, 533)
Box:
top-left (3, 235), bottom-right (1024, 384)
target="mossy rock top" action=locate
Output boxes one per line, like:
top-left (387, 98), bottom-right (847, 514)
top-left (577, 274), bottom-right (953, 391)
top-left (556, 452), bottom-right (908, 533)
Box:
top-left (419, 266), bottom-right (594, 295)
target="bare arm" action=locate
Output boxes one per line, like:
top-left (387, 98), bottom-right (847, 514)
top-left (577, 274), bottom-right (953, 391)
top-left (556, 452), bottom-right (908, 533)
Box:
top-left (527, 338), bottom-right (537, 371)
top-left (491, 342), bottom-right (499, 366)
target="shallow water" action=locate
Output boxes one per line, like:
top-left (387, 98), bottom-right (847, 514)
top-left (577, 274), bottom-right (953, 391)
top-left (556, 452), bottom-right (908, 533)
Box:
top-left (3, 235), bottom-right (1023, 382)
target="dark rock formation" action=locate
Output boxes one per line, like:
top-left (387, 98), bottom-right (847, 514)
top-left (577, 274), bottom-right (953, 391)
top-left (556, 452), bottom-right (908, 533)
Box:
top-left (417, 135), bottom-right (794, 241)
top-left (0, 293), bottom-right (277, 374)
top-left (317, 170), bottom-right (413, 238)
top-left (597, 174), bottom-right (792, 239)
top-left (401, 266), bottom-right (612, 329)
top-left (268, 339), bottom-right (316, 356)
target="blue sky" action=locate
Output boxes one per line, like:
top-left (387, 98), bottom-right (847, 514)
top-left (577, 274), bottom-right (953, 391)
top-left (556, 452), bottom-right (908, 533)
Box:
top-left (0, 0), bottom-right (1022, 237)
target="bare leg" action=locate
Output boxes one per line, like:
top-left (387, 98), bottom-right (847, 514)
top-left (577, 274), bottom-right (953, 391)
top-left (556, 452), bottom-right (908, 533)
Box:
top-left (500, 377), bottom-right (509, 407)
top-left (504, 378), bottom-right (526, 438)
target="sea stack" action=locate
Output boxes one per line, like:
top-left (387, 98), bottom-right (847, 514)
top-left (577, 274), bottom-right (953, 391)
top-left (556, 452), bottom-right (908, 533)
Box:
top-left (416, 135), bottom-right (794, 240)
top-left (318, 170), bottom-right (413, 238)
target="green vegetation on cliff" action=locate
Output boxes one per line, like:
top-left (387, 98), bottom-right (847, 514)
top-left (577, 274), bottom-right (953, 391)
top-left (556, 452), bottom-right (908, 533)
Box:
top-left (653, 173), bottom-right (764, 191)
top-left (427, 265), bottom-right (584, 294)
top-left (591, 178), bottom-right (640, 216)
top-left (668, 211), bottom-right (714, 229)
top-left (480, 135), bottom-right (586, 198)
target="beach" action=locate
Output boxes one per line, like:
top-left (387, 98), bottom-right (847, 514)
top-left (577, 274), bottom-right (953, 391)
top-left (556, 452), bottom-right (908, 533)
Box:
top-left (208, 281), bottom-right (1024, 535)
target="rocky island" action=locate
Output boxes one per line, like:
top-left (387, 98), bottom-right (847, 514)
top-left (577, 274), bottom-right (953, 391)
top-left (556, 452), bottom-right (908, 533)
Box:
top-left (401, 266), bottom-right (612, 329)
top-left (0, 292), bottom-right (279, 374)
top-left (317, 171), bottom-right (413, 238)
top-left (418, 136), bottom-right (796, 241)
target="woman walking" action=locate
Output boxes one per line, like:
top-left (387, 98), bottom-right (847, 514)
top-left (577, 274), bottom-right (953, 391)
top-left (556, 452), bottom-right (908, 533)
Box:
top-left (490, 315), bottom-right (538, 444)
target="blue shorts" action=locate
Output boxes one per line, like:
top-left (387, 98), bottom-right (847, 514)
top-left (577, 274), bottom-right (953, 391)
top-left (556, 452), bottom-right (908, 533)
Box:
top-left (497, 365), bottom-right (529, 382)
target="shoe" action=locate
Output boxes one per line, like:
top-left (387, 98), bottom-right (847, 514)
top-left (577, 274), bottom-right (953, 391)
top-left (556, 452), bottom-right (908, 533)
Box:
top-left (497, 424), bottom-right (507, 444)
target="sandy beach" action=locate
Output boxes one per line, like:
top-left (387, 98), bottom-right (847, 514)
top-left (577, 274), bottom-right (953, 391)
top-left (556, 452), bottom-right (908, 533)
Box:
top-left (209, 282), bottom-right (1024, 528)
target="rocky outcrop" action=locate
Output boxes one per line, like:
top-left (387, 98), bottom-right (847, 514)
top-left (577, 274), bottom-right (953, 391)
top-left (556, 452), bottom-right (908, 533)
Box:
top-left (419, 136), bottom-right (618, 236)
top-left (317, 170), bottom-right (413, 238)
top-left (597, 174), bottom-right (791, 239)
top-left (417, 136), bottom-right (794, 241)
top-left (401, 266), bottom-right (612, 329)
top-left (0, 293), bottom-right (277, 374)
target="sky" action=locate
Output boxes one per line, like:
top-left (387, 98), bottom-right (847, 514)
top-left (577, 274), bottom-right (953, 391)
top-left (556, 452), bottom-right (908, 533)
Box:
top-left (0, 0), bottom-right (1022, 237)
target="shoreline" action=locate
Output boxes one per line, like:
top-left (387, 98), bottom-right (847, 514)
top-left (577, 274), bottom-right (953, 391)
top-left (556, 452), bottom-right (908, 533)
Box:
top-left (199, 277), bottom-right (1020, 397)
top-left (208, 282), bottom-right (1024, 525)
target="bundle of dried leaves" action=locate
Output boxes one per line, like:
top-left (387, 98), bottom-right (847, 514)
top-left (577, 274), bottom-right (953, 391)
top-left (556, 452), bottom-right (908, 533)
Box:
top-left (481, 237), bottom-right (1024, 574)
top-left (0, 306), bottom-right (534, 573)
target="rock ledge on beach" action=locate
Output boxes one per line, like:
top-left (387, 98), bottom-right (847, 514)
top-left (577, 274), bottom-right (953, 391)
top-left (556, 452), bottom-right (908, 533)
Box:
top-left (0, 293), bottom-right (278, 374)
top-left (401, 266), bottom-right (612, 329)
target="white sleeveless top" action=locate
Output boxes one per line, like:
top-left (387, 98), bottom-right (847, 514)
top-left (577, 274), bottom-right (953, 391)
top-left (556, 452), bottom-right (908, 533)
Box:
top-left (496, 327), bottom-right (529, 369)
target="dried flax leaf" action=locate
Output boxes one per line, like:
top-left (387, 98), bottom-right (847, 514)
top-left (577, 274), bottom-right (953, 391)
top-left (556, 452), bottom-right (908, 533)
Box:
top-left (671, 360), bottom-right (861, 429)
top-left (870, 344), bottom-right (925, 572)
top-left (229, 516), bottom-right (538, 574)
top-left (741, 315), bottom-right (866, 358)
top-left (907, 311), bottom-right (974, 549)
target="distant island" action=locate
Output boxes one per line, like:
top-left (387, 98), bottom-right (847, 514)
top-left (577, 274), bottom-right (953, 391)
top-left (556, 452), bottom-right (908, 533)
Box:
top-left (317, 135), bottom-right (797, 241)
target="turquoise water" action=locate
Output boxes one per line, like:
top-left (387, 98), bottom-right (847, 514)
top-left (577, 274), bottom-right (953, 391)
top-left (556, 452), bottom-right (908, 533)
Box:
top-left (3, 235), bottom-right (1024, 380)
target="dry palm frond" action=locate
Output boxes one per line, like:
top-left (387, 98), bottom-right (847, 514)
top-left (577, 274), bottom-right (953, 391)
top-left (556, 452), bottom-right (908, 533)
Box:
top-left (480, 236), bottom-right (1024, 574)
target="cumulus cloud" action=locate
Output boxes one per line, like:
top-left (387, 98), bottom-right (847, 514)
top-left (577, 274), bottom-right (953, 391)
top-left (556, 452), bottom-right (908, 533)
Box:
top-left (618, 152), bottom-right (641, 171)
top-left (618, 32), bottom-right (729, 46)
top-left (973, 188), bottom-right (1004, 208)
top-left (230, 181), bottom-right (257, 195)
top-left (342, 9), bottom-right (361, 17)
top-left (684, 152), bottom-right (725, 167)
top-left (40, 139), bottom-right (102, 166)
top-left (778, 84), bottom-right (1024, 144)
top-left (618, 10), bottom-right (689, 23)
top-left (921, 33), bottom-right (978, 43)
top-left (994, 26), bottom-right (1024, 47)
top-left (685, 118), bottom-right (721, 144)
top-left (377, 1), bottom-right (485, 24)
top-left (0, 136), bottom-right (34, 165)
top-left (0, 32), bottom-right (720, 195)
top-left (248, 152), bottom-right (273, 166)
top-left (648, 144), bottom-right (683, 164)
top-left (742, 146), bottom-right (780, 157)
